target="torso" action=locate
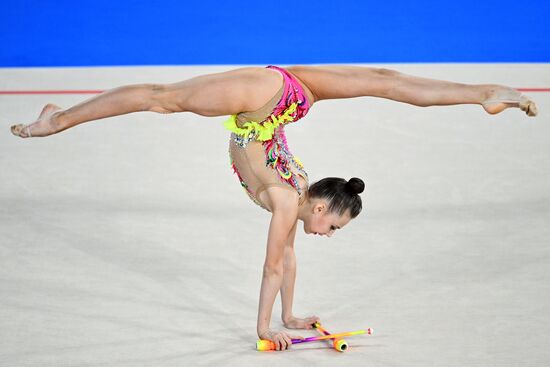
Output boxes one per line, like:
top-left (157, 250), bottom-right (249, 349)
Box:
top-left (225, 65), bottom-right (312, 212)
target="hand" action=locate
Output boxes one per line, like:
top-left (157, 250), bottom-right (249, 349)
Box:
top-left (283, 315), bottom-right (321, 330)
top-left (259, 329), bottom-right (304, 351)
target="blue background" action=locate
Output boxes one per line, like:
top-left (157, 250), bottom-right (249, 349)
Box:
top-left (2, 0), bottom-right (550, 67)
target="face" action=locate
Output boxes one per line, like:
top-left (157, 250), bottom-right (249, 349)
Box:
top-left (303, 200), bottom-right (352, 237)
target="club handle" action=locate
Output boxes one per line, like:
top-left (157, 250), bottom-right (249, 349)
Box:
top-left (256, 328), bottom-right (372, 351)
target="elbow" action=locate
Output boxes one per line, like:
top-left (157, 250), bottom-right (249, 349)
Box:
top-left (263, 262), bottom-right (284, 277)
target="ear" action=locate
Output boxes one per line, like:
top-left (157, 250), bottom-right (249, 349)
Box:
top-left (313, 202), bottom-right (326, 214)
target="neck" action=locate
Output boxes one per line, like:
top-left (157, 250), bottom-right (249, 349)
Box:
top-left (297, 196), bottom-right (312, 222)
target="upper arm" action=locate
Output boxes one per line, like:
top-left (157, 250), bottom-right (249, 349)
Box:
top-left (263, 195), bottom-right (299, 270)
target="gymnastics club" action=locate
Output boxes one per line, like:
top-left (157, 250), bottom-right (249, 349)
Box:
top-left (256, 328), bottom-right (373, 351)
top-left (312, 322), bottom-right (348, 352)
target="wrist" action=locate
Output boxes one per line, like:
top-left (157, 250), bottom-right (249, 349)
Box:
top-left (282, 314), bottom-right (294, 324)
top-left (257, 328), bottom-right (270, 339)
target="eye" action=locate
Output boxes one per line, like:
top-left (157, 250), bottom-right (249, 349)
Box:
top-left (330, 226), bottom-right (336, 231)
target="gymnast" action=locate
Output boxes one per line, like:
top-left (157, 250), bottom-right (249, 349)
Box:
top-left (10, 65), bottom-right (537, 350)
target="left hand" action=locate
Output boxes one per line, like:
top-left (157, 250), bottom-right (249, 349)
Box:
top-left (283, 315), bottom-right (321, 330)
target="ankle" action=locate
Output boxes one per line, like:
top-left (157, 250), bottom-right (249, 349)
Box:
top-left (49, 110), bottom-right (65, 133)
top-left (479, 85), bottom-right (499, 104)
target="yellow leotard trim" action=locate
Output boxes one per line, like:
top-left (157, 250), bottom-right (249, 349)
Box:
top-left (223, 103), bottom-right (298, 142)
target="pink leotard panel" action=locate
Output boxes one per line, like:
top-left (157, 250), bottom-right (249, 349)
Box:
top-left (265, 65), bottom-right (311, 119)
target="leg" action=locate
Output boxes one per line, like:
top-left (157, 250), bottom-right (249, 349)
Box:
top-left (287, 65), bottom-right (537, 116)
top-left (10, 67), bottom-right (284, 138)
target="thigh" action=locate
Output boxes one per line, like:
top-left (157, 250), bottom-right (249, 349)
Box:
top-left (158, 67), bottom-right (284, 117)
top-left (286, 65), bottom-right (401, 102)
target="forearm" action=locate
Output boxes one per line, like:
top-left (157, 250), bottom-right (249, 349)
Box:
top-left (54, 84), bottom-right (160, 132)
top-left (280, 247), bottom-right (296, 323)
top-left (257, 204), bottom-right (299, 338)
top-left (257, 266), bottom-right (284, 337)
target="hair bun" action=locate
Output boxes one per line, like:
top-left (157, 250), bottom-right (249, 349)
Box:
top-left (345, 177), bottom-right (365, 195)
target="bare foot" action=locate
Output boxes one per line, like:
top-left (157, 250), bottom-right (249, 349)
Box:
top-left (11, 104), bottom-right (63, 138)
top-left (482, 86), bottom-right (538, 117)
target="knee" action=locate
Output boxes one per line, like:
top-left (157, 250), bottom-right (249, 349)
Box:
top-left (375, 68), bottom-right (400, 77)
top-left (149, 106), bottom-right (175, 114)
top-left (148, 84), bottom-right (181, 114)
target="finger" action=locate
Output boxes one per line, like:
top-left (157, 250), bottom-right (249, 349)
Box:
top-left (285, 333), bottom-right (294, 346)
top-left (276, 337), bottom-right (283, 351)
top-left (278, 336), bottom-right (286, 351)
top-left (290, 334), bottom-right (304, 340)
top-left (283, 335), bottom-right (292, 349)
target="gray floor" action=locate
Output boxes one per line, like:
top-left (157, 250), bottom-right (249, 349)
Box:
top-left (1, 64), bottom-right (549, 367)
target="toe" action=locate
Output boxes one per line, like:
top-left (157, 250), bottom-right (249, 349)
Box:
top-left (528, 102), bottom-right (538, 117)
top-left (520, 97), bottom-right (538, 117)
top-left (11, 124), bottom-right (28, 137)
top-left (10, 124), bottom-right (21, 136)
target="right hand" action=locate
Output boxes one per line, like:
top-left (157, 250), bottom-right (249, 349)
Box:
top-left (259, 329), bottom-right (304, 351)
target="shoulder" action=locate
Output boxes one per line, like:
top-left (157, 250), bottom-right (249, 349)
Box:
top-left (264, 186), bottom-right (300, 215)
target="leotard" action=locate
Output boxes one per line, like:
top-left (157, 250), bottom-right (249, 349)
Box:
top-left (224, 65), bottom-right (311, 211)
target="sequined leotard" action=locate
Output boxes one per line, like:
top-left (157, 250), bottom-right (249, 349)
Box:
top-left (224, 65), bottom-right (311, 211)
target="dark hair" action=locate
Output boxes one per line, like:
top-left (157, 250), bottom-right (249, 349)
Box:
top-left (307, 177), bottom-right (364, 218)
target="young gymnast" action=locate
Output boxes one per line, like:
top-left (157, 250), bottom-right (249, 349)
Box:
top-left (10, 65), bottom-right (537, 351)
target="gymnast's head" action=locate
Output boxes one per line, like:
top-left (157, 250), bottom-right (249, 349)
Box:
top-left (300, 177), bottom-right (364, 237)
